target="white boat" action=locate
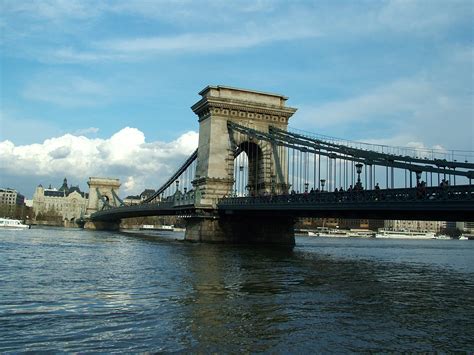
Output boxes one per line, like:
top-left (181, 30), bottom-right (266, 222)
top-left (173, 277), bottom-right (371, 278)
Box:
top-left (376, 229), bottom-right (435, 239)
top-left (433, 234), bottom-right (451, 240)
top-left (347, 229), bottom-right (376, 238)
top-left (0, 218), bottom-right (30, 229)
top-left (139, 224), bottom-right (175, 231)
top-left (307, 229), bottom-right (352, 238)
top-left (459, 235), bottom-right (469, 241)
top-left (139, 224), bottom-right (155, 230)
top-left (157, 225), bottom-right (174, 231)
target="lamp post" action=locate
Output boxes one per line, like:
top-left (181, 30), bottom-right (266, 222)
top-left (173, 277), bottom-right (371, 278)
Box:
top-left (175, 180), bottom-right (179, 192)
top-left (320, 179), bottom-right (326, 192)
top-left (239, 165), bottom-right (244, 196)
top-left (304, 182), bottom-right (309, 193)
top-left (415, 170), bottom-right (422, 186)
top-left (355, 163), bottom-right (363, 190)
top-left (271, 175), bottom-right (276, 195)
top-left (453, 160), bottom-right (457, 185)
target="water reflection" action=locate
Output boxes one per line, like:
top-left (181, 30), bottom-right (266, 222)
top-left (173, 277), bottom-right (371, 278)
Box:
top-left (181, 245), bottom-right (297, 352)
top-left (0, 228), bottom-right (473, 352)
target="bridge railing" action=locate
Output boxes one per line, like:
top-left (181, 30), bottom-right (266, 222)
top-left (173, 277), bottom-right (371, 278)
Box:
top-left (168, 190), bottom-right (196, 207)
top-left (218, 185), bottom-right (474, 207)
top-left (94, 200), bottom-right (175, 214)
top-left (92, 190), bottom-right (197, 219)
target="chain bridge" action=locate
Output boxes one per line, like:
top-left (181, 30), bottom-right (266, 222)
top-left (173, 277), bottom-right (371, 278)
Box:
top-left (86, 86), bottom-right (474, 246)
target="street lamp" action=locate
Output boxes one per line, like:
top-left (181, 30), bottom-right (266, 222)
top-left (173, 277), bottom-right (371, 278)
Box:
top-left (304, 182), bottom-right (309, 193)
top-left (355, 163), bottom-right (363, 190)
top-left (415, 170), bottom-right (422, 186)
top-left (453, 161), bottom-right (457, 185)
top-left (320, 179), bottom-right (326, 192)
top-left (175, 180), bottom-right (179, 192)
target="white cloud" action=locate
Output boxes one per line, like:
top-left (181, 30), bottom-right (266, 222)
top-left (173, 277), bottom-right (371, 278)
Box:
top-left (4, 0), bottom-right (470, 65)
top-left (294, 75), bottom-right (473, 151)
top-left (361, 134), bottom-right (449, 157)
top-left (0, 109), bottom-right (64, 144)
top-left (23, 74), bottom-right (110, 107)
top-left (1, 0), bottom-right (107, 23)
top-left (49, 146), bottom-right (71, 159)
top-left (375, 0), bottom-right (472, 34)
top-left (2, 0), bottom-right (277, 23)
top-left (99, 24), bottom-right (318, 55)
top-left (47, 22), bottom-right (319, 63)
top-left (296, 78), bottom-right (436, 128)
top-left (48, 47), bottom-right (125, 63)
top-left (0, 127), bottom-right (199, 196)
top-left (123, 176), bottom-right (137, 193)
top-left (73, 127), bottom-right (99, 136)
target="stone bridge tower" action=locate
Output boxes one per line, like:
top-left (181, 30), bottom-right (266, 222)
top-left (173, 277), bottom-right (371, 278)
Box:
top-left (186, 86), bottom-right (297, 245)
top-left (191, 86), bottom-right (297, 208)
top-left (85, 177), bottom-right (121, 216)
top-left (84, 177), bottom-right (121, 229)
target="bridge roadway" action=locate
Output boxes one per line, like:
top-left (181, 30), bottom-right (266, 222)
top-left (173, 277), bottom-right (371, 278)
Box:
top-left (90, 184), bottom-right (474, 222)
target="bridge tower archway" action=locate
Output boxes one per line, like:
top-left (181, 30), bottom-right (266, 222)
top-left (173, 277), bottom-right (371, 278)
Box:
top-left (233, 140), bottom-right (265, 197)
top-left (191, 86), bottom-right (297, 207)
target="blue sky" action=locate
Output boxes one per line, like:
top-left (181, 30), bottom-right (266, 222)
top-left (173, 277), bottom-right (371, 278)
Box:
top-left (0, 0), bottom-right (473, 198)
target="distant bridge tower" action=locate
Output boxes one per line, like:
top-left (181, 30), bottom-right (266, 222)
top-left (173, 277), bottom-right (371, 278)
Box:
top-left (84, 177), bottom-right (121, 230)
top-left (191, 85), bottom-right (297, 207)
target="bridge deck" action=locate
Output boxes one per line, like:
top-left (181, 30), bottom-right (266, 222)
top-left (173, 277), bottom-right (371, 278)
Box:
top-left (218, 185), bottom-right (473, 220)
top-left (90, 185), bottom-right (474, 222)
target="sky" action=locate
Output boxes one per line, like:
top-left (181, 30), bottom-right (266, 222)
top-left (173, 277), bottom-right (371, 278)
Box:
top-left (0, 0), bottom-right (473, 198)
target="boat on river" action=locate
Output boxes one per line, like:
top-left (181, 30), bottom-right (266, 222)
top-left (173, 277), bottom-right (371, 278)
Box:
top-left (376, 229), bottom-right (435, 239)
top-left (307, 228), bottom-right (375, 238)
top-left (308, 228), bottom-right (348, 237)
top-left (308, 230), bottom-right (349, 237)
top-left (347, 229), bottom-right (376, 238)
top-left (0, 218), bottom-right (30, 229)
top-left (433, 234), bottom-right (451, 240)
top-left (139, 224), bottom-right (175, 231)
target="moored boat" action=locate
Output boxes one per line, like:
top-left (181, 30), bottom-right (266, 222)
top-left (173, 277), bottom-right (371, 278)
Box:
top-left (0, 218), bottom-right (30, 229)
top-left (376, 229), bottom-right (435, 239)
top-left (433, 234), bottom-right (451, 240)
top-left (347, 229), bottom-right (376, 238)
top-left (139, 224), bottom-right (175, 231)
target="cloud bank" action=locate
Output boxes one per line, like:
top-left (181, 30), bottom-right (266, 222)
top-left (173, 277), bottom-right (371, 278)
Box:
top-left (0, 127), bottom-right (198, 197)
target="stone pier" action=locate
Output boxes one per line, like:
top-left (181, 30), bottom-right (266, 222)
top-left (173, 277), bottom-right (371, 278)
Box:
top-left (185, 214), bottom-right (295, 246)
top-left (84, 220), bottom-right (121, 231)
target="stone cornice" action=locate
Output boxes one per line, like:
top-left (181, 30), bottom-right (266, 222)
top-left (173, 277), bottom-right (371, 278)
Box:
top-left (198, 85), bottom-right (289, 101)
top-left (193, 176), bottom-right (234, 185)
top-left (191, 97), bottom-right (297, 124)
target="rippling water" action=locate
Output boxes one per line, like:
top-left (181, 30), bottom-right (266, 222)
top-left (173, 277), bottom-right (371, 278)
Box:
top-left (1, 227), bottom-right (473, 352)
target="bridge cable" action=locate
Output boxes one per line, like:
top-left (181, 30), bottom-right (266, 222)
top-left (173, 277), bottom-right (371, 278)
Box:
top-left (227, 122), bottom-right (474, 180)
top-left (141, 149), bottom-right (198, 204)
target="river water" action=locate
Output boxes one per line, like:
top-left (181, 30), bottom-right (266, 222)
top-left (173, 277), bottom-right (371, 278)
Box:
top-left (0, 227), bottom-right (473, 352)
